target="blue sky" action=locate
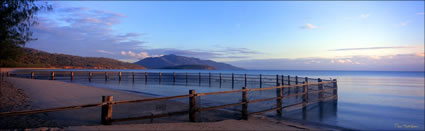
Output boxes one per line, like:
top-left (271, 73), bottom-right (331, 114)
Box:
top-left (28, 1), bottom-right (424, 71)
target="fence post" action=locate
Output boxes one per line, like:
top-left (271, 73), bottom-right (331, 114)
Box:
top-left (259, 74), bottom-right (262, 88)
top-left (51, 72), bottom-right (55, 80)
top-left (145, 72), bottom-right (148, 84)
top-left (318, 78), bottom-right (323, 99)
top-left (31, 72), bottom-right (34, 79)
top-left (302, 77), bottom-right (309, 120)
top-left (119, 72), bottom-right (122, 81)
top-left (89, 72), bottom-right (93, 82)
top-left (242, 87), bottom-right (248, 120)
top-left (287, 75), bottom-right (290, 85)
top-left (281, 75), bottom-right (284, 86)
top-left (276, 83), bottom-right (283, 116)
top-left (101, 96), bottom-right (113, 125)
top-left (173, 72), bottom-right (176, 84)
top-left (198, 72), bottom-right (201, 85)
top-left (6, 72), bottom-right (10, 77)
top-left (295, 76), bottom-right (298, 84)
top-left (276, 75), bottom-right (279, 86)
top-left (209, 72), bottom-right (211, 86)
top-left (231, 73), bottom-right (234, 89)
top-left (244, 74), bottom-right (247, 87)
top-left (105, 72), bottom-right (108, 81)
top-left (303, 77), bottom-right (309, 104)
top-left (71, 72), bottom-right (74, 81)
top-left (189, 90), bottom-right (196, 122)
top-left (333, 79), bottom-right (338, 97)
top-left (186, 72), bottom-right (188, 84)
top-left (132, 72), bottom-right (135, 82)
top-left (159, 72), bottom-right (162, 84)
top-left (219, 73), bottom-right (222, 87)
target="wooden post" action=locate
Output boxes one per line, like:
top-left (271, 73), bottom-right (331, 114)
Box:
top-left (198, 72), bottom-right (201, 85)
top-left (281, 75), bottom-right (284, 86)
top-left (132, 72), bottom-right (135, 82)
top-left (318, 78), bottom-right (324, 121)
top-left (333, 79), bottom-right (338, 97)
top-left (105, 72), bottom-right (108, 81)
top-left (276, 75), bottom-right (279, 86)
top-left (242, 87), bottom-right (248, 120)
top-left (89, 72), bottom-right (93, 82)
top-left (101, 96), bottom-right (113, 125)
top-left (244, 74), bottom-right (247, 87)
top-left (303, 77), bottom-right (309, 103)
top-left (6, 72), bottom-right (10, 77)
top-left (231, 73), bottom-right (234, 89)
top-left (259, 74), bottom-right (262, 88)
top-left (119, 72), bottom-right (122, 81)
top-left (186, 72), bottom-right (188, 84)
top-left (209, 72), bottom-right (211, 86)
top-left (276, 83), bottom-right (283, 116)
top-left (145, 72), bottom-right (148, 84)
top-left (159, 72), bottom-right (162, 84)
top-left (189, 90), bottom-right (196, 122)
top-left (71, 72), bottom-right (74, 81)
top-left (302, 77), bottom-right (309, 120)
top-left (295, 76), bottom-right (298, 84)
top-left (51, 72), bottom-right (55, 80)
top-left (173, 72), bottom-right (176, 84)
top-left (318, 78), bottom-right (323, 99)
top-left (31, 72), bottom-right (34, 79)
top-left (219, 73), bottom-right (222, 86)
top-left (287, 75), bottom-right (291, 85)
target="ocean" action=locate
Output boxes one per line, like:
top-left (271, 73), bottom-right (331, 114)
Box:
top-left (16, 69), bottom-right (425, 130)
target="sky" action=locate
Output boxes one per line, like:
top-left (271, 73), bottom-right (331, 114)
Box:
top-left (27, 1), bottom-right (424, 71)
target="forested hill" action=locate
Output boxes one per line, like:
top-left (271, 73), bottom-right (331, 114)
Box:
top-left (1, 48), bottom-right (146, 69)
top-left (135, 54), bottom-right (243, 70)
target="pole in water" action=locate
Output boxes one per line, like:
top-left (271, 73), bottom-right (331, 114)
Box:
top-left (231, 73), bottom-right (234, 89)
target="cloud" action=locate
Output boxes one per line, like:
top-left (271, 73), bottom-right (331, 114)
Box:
top-left (228, 53), bottom-right (425, 71)
top-left (417, 12), bottom-right (425, 15)
top-left (360, 13), bottom-right (370, 19)
top-left (329, 46), bottom-right (412, 51)
top-left (301, 24), bottom-right (318, 29)
top-left (28, 6), bottom-right (147, 59)
top-left (28, 5), bottom-right (262, 62)
top-left (97, 50), bottom-right (115, 55)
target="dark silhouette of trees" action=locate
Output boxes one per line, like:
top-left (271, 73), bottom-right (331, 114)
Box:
top-left (0, 0), bottom-right (51, 66)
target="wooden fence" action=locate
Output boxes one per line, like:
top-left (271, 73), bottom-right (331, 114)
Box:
top-left (0, 71), bottom-right (338, 125)
top-left (6, 71), bottom-right (334, 89)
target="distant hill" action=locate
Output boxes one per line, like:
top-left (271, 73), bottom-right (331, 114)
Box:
top-left (1, 48), bottom-right (146, 69)
top-left (134, 54), bottom-right (243, 70)
top-left (161, 64), bottom-right (216, 70)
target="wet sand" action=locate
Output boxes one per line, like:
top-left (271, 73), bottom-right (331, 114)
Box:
top-left (1, 77), bottom-right (324, 130)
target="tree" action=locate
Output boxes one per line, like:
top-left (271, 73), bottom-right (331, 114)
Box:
top-left (0, 0), bottom-right (51, 66)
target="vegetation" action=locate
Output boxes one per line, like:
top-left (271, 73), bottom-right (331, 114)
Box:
top-left (161, 65), bottom-right (216, 70)
top-left (4, 48), bottom-right (146, 69)
top-left (135, 54), bottom-right (243, 70)
top-left (1, 0), bottom-right (51, 67)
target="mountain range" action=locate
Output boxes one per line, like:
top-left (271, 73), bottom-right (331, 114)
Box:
top-left (134, 54), bottom-right (243, 70)
top-left (2, 48), bottom-right (242, 70)
top-left (1, 48), bottom-right (146, 69)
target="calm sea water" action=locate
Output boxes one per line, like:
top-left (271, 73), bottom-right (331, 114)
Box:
top-left (31, 69), bottom-right (425, 130)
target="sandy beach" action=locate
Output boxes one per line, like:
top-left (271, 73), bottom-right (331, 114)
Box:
top-left (0, 76), bottom-right (325, 130)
